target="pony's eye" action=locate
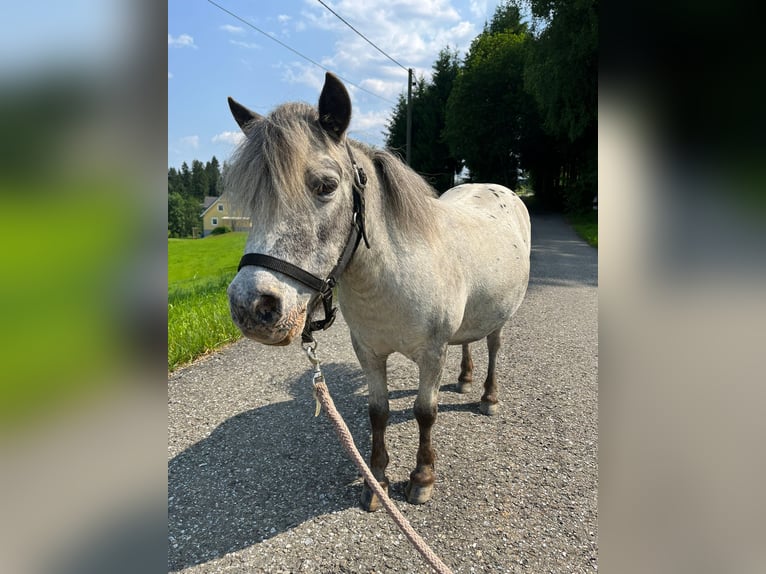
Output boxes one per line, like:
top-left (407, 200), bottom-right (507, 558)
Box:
top-left (315, 179), bottom-right (338, 197)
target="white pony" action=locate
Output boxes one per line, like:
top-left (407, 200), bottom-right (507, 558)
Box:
top-left (226, 73), bottom-right (530, 511)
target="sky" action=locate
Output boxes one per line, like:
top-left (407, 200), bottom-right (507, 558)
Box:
top-left (168, 0), bottom-right (510, 169)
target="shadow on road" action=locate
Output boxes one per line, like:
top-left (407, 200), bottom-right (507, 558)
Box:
top-left (168, 363), bottom-right (491, 571)
top-left (169, 362), bottom-right (370, 571)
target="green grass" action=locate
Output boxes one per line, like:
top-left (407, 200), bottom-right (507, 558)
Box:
top-left (567, 211), bottom-right (598, 248)
top-left (168, 233), bottom-right (247, 371)
top-left (168, 231), bottom-right (248, 287)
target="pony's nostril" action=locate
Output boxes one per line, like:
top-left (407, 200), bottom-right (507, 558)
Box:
top-left (253, 294), bottom-right (282, 324)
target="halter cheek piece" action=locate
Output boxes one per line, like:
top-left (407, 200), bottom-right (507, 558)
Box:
top-left (237, 141), bottom-right (371, 344)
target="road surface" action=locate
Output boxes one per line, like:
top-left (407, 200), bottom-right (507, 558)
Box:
top-left (168, 212), bottom-right (598, 573)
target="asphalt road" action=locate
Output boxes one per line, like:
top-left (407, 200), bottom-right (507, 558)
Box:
top-left (168, 213), bottom-right (598, 573)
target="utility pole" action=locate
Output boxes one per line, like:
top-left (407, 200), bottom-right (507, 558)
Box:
top-left (406, 67), bottom-right (413, 166)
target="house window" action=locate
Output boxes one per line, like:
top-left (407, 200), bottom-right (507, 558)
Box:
top-left (217, 204), bottom-right (224, 211)
top-left (211, 217), bottom-right (218, 225)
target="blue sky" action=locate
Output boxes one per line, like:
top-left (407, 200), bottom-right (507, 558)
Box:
top-left (168, 0), bottom-right (510, 169)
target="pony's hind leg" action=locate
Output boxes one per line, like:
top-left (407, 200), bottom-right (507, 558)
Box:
top-left (457, 343), bottom-right (473, 393)
top-left (480, 328), bottom-right (503, 416)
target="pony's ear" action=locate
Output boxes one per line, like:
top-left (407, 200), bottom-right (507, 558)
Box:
top-left (228, 97), bottom-right (261, 134)
top-left (318, 72), bottom-right (351, 140)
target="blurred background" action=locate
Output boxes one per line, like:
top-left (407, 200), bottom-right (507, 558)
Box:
top-left (0, 1), bottom-right (764, 573)
top-left (0, 1), bottom-right (167, 573)
top-left (600, 1), bottom-right (766, 572)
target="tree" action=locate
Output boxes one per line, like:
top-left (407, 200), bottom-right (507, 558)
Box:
top-left (168, 167), bottom-right (182, 195)
top-left (168, 155), bottom-right (220, 236)
top-left (179, 162), bottom-right (191, 196)
top-left (384, 50), bottom-right (463, 193)
top-left (205, 156), bottom-right (221, 196)
top-left (418, 49), bottom-right (463, 191)
top-left (189, 159), bottom-right (208, 201)
top-left (167, 191), bottom-right (202, 237)
top-left (167, 191), bottom-right (186, 237)
top-left (521, 0), bottom-right (597, 211)
top-left (444, 4), bottom-right (531, 188)
top-left (524, 0), bottom-right (597, 143)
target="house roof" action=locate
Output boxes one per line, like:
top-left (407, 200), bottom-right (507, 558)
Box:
top-left (200, 195), bottom-right (221, 217)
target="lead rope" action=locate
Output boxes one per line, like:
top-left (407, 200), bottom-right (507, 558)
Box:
top-left (303, 342), bottom-right (454, 574)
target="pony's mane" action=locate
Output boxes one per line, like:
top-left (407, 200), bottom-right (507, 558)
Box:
top-left (354, 142), bottom-right (439, 238)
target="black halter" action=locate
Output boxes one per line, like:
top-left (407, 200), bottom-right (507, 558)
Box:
top-left (237, 141), bottom-right (370, 344)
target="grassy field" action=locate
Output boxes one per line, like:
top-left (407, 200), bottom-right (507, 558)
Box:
top-left (168, 231), bottom-right (248, 287)
top-left (168, 232), bottom-right (247, 371)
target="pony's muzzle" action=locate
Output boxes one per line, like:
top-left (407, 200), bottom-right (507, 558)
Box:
top-left (228, 282), bottom-right (306, 346)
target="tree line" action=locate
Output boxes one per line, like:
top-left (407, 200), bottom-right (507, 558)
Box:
top-left (168, 0), bottom-right (595, 236)
top-left (167, 157), bottom-right (223, 237)
top-left (385, 0), bottom-right (596, 212)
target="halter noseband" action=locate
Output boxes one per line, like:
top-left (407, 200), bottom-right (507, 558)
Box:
top-left (236, 141), bottom-right (370, 344)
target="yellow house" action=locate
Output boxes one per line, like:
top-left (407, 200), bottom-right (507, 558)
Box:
top-left (200, 194), bottom-right (251, 237)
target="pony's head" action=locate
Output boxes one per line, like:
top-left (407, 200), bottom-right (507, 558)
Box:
top-left (225, 73), bottom-right (360, 345)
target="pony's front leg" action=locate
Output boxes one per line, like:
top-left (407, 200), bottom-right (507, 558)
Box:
top-left (406, 347), bottom-right (446, 505)
top-left (351, 336), bottom-right (390, 512)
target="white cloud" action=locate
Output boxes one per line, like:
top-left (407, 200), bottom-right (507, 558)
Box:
top-left (360, 77), bottom-right (407, 101)
top-left (168, 72), bottom-right (173, 79)
top-left (350, 109), bottom-right (391, 137)
top-left (277, 14), bottom-right (291, 23)
top-left (212, 131), bottom-right (245, 146)
top-left (230, 40), bottom-right (261, 50)
top-left (281, 62), bottom-right (325, 91)
top-left (469, 0), bottom-right (488, 19)
top-left (220, 24), bottom-right (245, 34)
top-left (168, 33), bottom-right (197, 49)
top-left (298, 0), bottom-right (475, 80)
top-left (179, 135), bottom-right (199, 149)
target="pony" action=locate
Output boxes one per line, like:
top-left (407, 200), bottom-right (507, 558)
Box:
top-left (225, 73), bottom-right (530, 511)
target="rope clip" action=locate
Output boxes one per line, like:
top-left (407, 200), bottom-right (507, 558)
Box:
top-left (302, 340), bottom-right (323, 417)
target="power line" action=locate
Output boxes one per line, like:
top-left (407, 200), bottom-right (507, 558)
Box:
top-left (315, 0), bottom-right (409, 72)
top-left (205, 0), bottom-right (396, 105)
top-left (313, 0), bottom-right (414, 164)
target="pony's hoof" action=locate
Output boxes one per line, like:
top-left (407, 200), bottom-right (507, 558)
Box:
top-left (404, 481), bottom-right (433, 505)
top-left (480, 400), bottom-right (499, 416)
top-left (361, 482), bottom-right (388, 512)
top-left (457, 381), bottom-right (472, 394)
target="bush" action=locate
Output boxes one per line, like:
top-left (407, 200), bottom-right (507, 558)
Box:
top-left (210, 226), bottom-right (231, 235)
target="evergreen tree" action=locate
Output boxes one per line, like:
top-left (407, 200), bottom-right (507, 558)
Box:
top-left (179, 162), bottom-right (191, 196)
top-left (167, 167), bottom-right (181, 195)
top-left (189, 159), bottom-right (208, 201)
top-left (384, 93), bottom-right (408, 157)
top-left (205, 156), bottom-right (221, 196)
